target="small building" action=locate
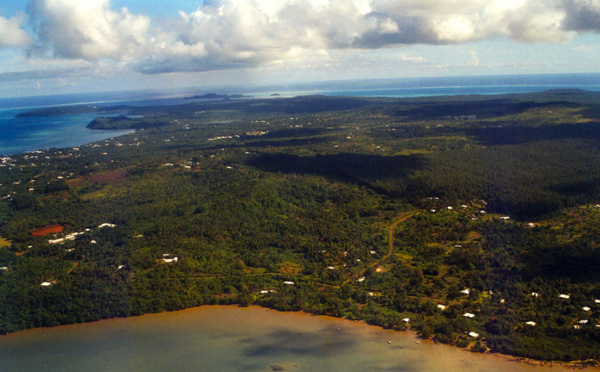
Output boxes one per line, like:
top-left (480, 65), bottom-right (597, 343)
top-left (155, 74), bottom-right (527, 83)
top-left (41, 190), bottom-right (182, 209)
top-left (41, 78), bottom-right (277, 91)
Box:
top-left (583, 307), bottom-right (591, 312)
top-left (531, 292), bottom-right (539, 297)
top-left (283, 281), bottom-right (294, 285)
top-left (40, 282), bottom-right (53, 286)
top-left (580, 319), bottom-right (589, 324)
top-left (500, 216), bottom-right (510, 220)
top-left (463, 313), bottom-right (475, 318)
top-left (437, 304), bottom-right (446, 310)
top-left (98, 223), bottom-right (116, 228)
top-left (526, 321), bottom-right (536, 326)
top-left (162, 257), bottom-right (178, 263)
top-left (402, 318), bottom-right (410, 323)
top-left (118, 265), bottom-right (126, 270)
top-left (357, 277), bottom-right (366, 282)
top-left (461, 288), bottom-right (471, 295)
top-left (468, 332), bottom-right (479, 338)
top-left (559, 294), bottom-right (570, 299)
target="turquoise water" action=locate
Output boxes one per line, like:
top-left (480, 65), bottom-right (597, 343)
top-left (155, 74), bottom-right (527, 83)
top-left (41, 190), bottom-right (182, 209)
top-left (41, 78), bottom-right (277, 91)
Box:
top-left (0, 108), bottom-right (132, 156)
top-left (0, 306), bottom-right (577, 372)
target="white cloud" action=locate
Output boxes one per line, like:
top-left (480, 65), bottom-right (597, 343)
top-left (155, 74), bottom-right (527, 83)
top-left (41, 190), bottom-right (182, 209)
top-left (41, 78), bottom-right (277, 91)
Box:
top-left (8, 0), bottom-right (600, 75)
top-left (0, 13), bottom-right (31, 47)
top-left (27, 0), bottom-right (151, 59)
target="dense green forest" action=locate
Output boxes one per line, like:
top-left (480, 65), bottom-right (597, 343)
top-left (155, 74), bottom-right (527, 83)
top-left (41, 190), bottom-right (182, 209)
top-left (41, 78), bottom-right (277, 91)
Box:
top-left (2, 90), bottom-right (600, 364)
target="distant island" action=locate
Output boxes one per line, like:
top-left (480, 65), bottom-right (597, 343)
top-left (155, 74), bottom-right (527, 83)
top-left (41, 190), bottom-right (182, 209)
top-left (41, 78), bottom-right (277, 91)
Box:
top-left (184, 93), bottom-right (251, 100)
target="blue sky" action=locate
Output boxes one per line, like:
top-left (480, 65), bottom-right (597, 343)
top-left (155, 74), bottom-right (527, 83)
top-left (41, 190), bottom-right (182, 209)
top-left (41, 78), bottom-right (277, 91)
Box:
top-left (1, 0), bottom-right (600, 98)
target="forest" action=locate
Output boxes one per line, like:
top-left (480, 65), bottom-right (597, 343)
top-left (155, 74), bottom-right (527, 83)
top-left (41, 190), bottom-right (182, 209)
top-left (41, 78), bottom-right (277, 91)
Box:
top-left (2, 90), bottom-right (600, 364)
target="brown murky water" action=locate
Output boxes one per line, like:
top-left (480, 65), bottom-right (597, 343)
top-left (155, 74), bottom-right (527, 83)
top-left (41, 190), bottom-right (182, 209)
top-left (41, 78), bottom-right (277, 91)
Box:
top-left (0, 306), bottom-right (588, 371)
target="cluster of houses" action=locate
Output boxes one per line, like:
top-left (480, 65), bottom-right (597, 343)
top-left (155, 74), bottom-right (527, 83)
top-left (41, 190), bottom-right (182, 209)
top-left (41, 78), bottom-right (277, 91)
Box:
top-left (48, 223), bottom-right (116, 245)
top-left (442, 115), bottom-right (478, 121)
top-left (0, 156), bottom-right (15, 168)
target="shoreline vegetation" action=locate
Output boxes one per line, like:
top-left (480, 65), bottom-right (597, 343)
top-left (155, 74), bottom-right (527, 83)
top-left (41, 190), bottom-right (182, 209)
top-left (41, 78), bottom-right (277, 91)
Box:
top-left (2, 90), bottom-right (600, 364)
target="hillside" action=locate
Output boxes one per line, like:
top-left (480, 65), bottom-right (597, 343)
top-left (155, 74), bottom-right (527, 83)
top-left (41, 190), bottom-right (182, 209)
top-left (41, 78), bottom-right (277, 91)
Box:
top-left (2, 90), bottom-right (600, 363)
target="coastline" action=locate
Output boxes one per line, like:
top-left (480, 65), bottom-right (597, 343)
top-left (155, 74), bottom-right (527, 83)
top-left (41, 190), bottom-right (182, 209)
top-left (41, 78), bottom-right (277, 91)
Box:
top-left (1, 304), bottom-right (597, 370)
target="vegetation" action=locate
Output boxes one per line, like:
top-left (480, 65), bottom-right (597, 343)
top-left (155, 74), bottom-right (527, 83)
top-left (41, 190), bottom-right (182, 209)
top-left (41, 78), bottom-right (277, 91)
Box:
top-left (2, 90), bottom-right (600, 362)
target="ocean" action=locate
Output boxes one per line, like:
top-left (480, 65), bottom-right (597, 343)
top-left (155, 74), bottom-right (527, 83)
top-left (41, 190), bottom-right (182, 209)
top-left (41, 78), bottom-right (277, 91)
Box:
top-left (2, 73), bottom-right (600, 156)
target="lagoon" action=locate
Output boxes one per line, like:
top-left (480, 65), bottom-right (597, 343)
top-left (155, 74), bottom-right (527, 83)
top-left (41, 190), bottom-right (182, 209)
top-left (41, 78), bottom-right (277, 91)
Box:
top-left (0, 306), bottom-right (580, 372)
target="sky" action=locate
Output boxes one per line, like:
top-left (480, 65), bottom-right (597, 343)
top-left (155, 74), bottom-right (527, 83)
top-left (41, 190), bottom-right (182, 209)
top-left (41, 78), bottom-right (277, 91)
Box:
top-left (1, 0), bottom-right (600, 98)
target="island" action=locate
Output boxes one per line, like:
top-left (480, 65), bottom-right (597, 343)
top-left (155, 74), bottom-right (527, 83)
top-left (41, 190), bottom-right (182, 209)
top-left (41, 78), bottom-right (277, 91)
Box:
top-left (2, 90), bottom-right (600, 366)
top-left (184, 93), bottom-right (251, 100)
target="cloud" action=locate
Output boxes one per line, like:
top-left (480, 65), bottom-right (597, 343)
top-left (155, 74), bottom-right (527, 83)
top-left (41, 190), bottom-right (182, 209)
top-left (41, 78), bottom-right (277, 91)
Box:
top-left (13, 0), bottom-right (600, 75)
top-left (0, 13), bottom-right (32, 47)
top-left (27, 0), bottom-right (151, 60)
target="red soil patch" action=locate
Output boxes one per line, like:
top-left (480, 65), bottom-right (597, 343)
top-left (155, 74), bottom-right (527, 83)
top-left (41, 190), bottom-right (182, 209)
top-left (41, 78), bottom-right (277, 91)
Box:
top-left (31, 224), bottom-right (65, 237)
top-left (90, 169), bottom-right (127, 184)
top-left (66, 179), bottom-right (83, 187)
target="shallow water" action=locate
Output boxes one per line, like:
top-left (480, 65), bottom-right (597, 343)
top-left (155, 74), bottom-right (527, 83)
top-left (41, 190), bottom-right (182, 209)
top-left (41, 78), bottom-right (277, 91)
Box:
top-left (0, 306), bottom-right (582, 372)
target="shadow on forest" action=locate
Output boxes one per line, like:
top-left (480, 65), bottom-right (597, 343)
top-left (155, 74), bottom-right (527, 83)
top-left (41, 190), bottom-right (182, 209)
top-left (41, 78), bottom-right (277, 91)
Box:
top-left (548, 178), bottom-right (600, 197)
top-left (463, 121), bottom-right (600, 146)
top-left (247, 152), bottom-right (428, 195)
top-left (162, 136), bottom-right (331, 153)
top-left (394, 100), bottom-right (579, 120)
top-left (521, 245), bottom-right (600, 283)
top-left (385, 121), bottom-right (600, 146)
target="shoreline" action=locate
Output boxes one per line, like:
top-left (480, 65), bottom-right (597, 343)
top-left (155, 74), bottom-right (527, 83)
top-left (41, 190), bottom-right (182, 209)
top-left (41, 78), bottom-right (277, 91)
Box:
top-left (2, 304), bottom-right (598, 369)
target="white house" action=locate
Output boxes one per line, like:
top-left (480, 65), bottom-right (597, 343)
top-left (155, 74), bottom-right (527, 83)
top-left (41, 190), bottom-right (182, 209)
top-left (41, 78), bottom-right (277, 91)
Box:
top-left (463, 313), bottom-right (475, 318)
